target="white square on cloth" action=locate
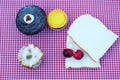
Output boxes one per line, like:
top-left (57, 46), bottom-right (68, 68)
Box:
top-left (66, 36), bottom-right (101, 68)
top-left (66, 14), bottom-right (118, 68)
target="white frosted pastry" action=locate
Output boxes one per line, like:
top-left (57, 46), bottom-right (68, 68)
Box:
top-left (66, 36), bottom-right (100, 68)
top-left (68, 14), bottom-right (118, 62)
top-left (18, 44), bottom-right (43, 68)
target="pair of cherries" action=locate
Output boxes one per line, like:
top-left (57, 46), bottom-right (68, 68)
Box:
top-left (63, 49), bottom-right (84, 60)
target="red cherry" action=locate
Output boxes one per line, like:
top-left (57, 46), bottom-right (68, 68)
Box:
top-left (73, 49), bottom-right (84, 60)
top-left (26, 15), bottom-right (31, 21)
top-left (63, 49), bottom-right (73, 57)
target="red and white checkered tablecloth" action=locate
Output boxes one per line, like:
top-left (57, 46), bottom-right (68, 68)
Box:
top-left (0, 0), bottom-right (120, 79)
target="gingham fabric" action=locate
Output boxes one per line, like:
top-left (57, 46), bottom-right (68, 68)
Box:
top-left (0, 0), bottom-right (120, 79)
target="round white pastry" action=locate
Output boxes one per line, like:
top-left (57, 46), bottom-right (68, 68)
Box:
top-left (18, 44), bottom-right (43, 68)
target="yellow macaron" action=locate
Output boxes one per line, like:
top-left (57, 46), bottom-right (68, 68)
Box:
top-left (47, 9), bottom-right (68, 29)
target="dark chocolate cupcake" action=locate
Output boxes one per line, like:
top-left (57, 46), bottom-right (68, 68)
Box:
top-left (16, 5), bottom-right (46, 35)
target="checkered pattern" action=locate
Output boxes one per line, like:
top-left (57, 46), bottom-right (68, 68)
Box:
top-left (0, 0), bottom-right (120, 79)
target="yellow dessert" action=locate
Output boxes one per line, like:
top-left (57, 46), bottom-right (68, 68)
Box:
top-left (47, 9), bottom-right (68, 29)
